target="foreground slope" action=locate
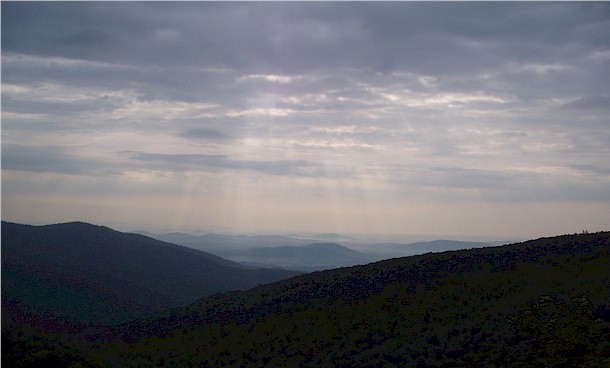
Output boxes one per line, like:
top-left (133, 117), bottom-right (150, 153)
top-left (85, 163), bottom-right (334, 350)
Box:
top-left (1, 221), bottom-right (300, 325)
top-left (83, 231), bottom-right (609, 367)
top-left (3, 231), bottom-right (608, 367)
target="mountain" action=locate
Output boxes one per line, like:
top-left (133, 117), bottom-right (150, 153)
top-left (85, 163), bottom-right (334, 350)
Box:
top-left (306, 232), bottom-right (362, 243)
top-left (140, 231), bottom-right (493, 269)
top-left (98, 232), bottom-right (610, 367)
top-left (223, 242), bottom-right (380, 271)
top-left (138, 232), bottom-right (379, 270)
top-left (1, 221), bottom-right (301, 326)
top-left (4, 231), bottom-right (609, 367)
top-left (138, 231), bottom-right (316, 254)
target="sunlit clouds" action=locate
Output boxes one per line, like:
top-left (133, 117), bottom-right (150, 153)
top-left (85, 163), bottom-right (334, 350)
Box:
top-left (2, 2), bottom-right (609, 239)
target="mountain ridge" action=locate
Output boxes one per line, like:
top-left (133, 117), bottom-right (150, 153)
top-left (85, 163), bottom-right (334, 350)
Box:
top-left (73, 230), bottom-right (608, 368)
top-left (97, 231), bottom-right (609, 339)
top-left (140, 231), bottom-right (499, 270)
top-left (1, 221), bottom-right (301, 325)
top-left (224, 242), bottom-right (378, 271)
top-left (3, 225), bottom-right (608, 367)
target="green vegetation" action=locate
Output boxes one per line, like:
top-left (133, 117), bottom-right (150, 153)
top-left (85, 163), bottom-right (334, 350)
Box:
top-left (507, 295), bottom-right (609, 367)
top-left (3, 231), bottom-right (609, 367)
top-left (2, 327), bottom-right (99, 368)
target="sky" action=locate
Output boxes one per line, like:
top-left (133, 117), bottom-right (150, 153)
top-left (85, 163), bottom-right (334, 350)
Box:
top-left (2, 2), bottom-right (610, 240)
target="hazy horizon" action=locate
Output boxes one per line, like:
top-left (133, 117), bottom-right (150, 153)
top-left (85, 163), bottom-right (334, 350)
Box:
top-left (2, 2), bottom-right (609, 241)
top-left (2, 218), bottom-right (517, 245)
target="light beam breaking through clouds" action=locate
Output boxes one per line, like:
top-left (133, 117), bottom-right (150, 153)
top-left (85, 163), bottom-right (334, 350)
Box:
top-left (2, 2), bottom-right (610, 239)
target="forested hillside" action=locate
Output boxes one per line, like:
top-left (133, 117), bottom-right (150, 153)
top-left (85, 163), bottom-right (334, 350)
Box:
top-left (3, 230), bottom-right (609, 367)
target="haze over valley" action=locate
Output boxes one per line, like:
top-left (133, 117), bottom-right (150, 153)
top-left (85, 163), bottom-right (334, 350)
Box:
top-left (138, 229), bottom-right (503, 271)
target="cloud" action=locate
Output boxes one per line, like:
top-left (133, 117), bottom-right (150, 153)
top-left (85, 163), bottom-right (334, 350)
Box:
top-left (3, 2), bottom-right (605, 75)
top-left (561, 95), bottom-right (610, 110)
top-left (2, 2), bottom-right (609, 236)
top-left (569, 164), bottom-right (610, 177)
top-left (1, 144), bottom-right (107, 175)
top-left (179, 128), bottom-right (233, 141)
top-left (385, 164), bottom-right (610, 203)
top-left (122, 151), bottom-right (325, 177)
top-left (153, 29), bottom-right (182, 43)
top-left (236, 74), bottom-right (304, 84)
top-left (61, 28), bottom-right (116, 48)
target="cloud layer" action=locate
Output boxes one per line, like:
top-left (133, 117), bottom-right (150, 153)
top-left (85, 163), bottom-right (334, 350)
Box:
top-left (2, 2), bottom-right (610, 238)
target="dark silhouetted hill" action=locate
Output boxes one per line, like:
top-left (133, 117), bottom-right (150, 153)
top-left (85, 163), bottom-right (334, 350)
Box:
top-left (94, 231), bottom-right (610, 367)
top-left (1, 221), bottom-right (300, 326)
top-left (3, 230), bottom-right (608, 367)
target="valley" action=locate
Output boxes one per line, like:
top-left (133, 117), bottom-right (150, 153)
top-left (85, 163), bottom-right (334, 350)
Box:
top-left (142, 230), bottom-right (499, 271)
top-left (2, 222), bottom-right (608, 367)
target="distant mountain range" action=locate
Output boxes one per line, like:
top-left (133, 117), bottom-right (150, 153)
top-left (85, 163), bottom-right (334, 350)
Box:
top-left (1, 221), bottom-right (300, 325)
top-left (133, 231), bottom-right (316, 252)
top-left (222, 242), bottom-right (380, 271)
top-left (140, 231), bottom-right (497, 270)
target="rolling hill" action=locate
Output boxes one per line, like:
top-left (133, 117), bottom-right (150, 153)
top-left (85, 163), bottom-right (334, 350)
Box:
top-left (1, 221), bottom-right (301, 326)
top-left (99, 231), bottom-right (610, 367)
top-left (141, 231), bottom-right (497, 270)
top-left (3, 229), bottom-right (608, 367)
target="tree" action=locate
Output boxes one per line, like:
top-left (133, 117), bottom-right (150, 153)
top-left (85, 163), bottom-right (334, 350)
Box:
top-left (507, 295), bottom-right (610, 367)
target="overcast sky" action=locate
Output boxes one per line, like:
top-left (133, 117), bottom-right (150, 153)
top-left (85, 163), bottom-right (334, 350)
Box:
top-left (2, 2), bottom-right (609, 240)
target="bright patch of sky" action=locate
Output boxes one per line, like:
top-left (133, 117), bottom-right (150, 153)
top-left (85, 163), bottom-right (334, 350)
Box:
top-left (2, 2), bottom-right (609, 239)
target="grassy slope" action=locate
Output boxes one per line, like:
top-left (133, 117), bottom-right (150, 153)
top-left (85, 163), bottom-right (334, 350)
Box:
top-left (82, 231), bottom-right (610, 367)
